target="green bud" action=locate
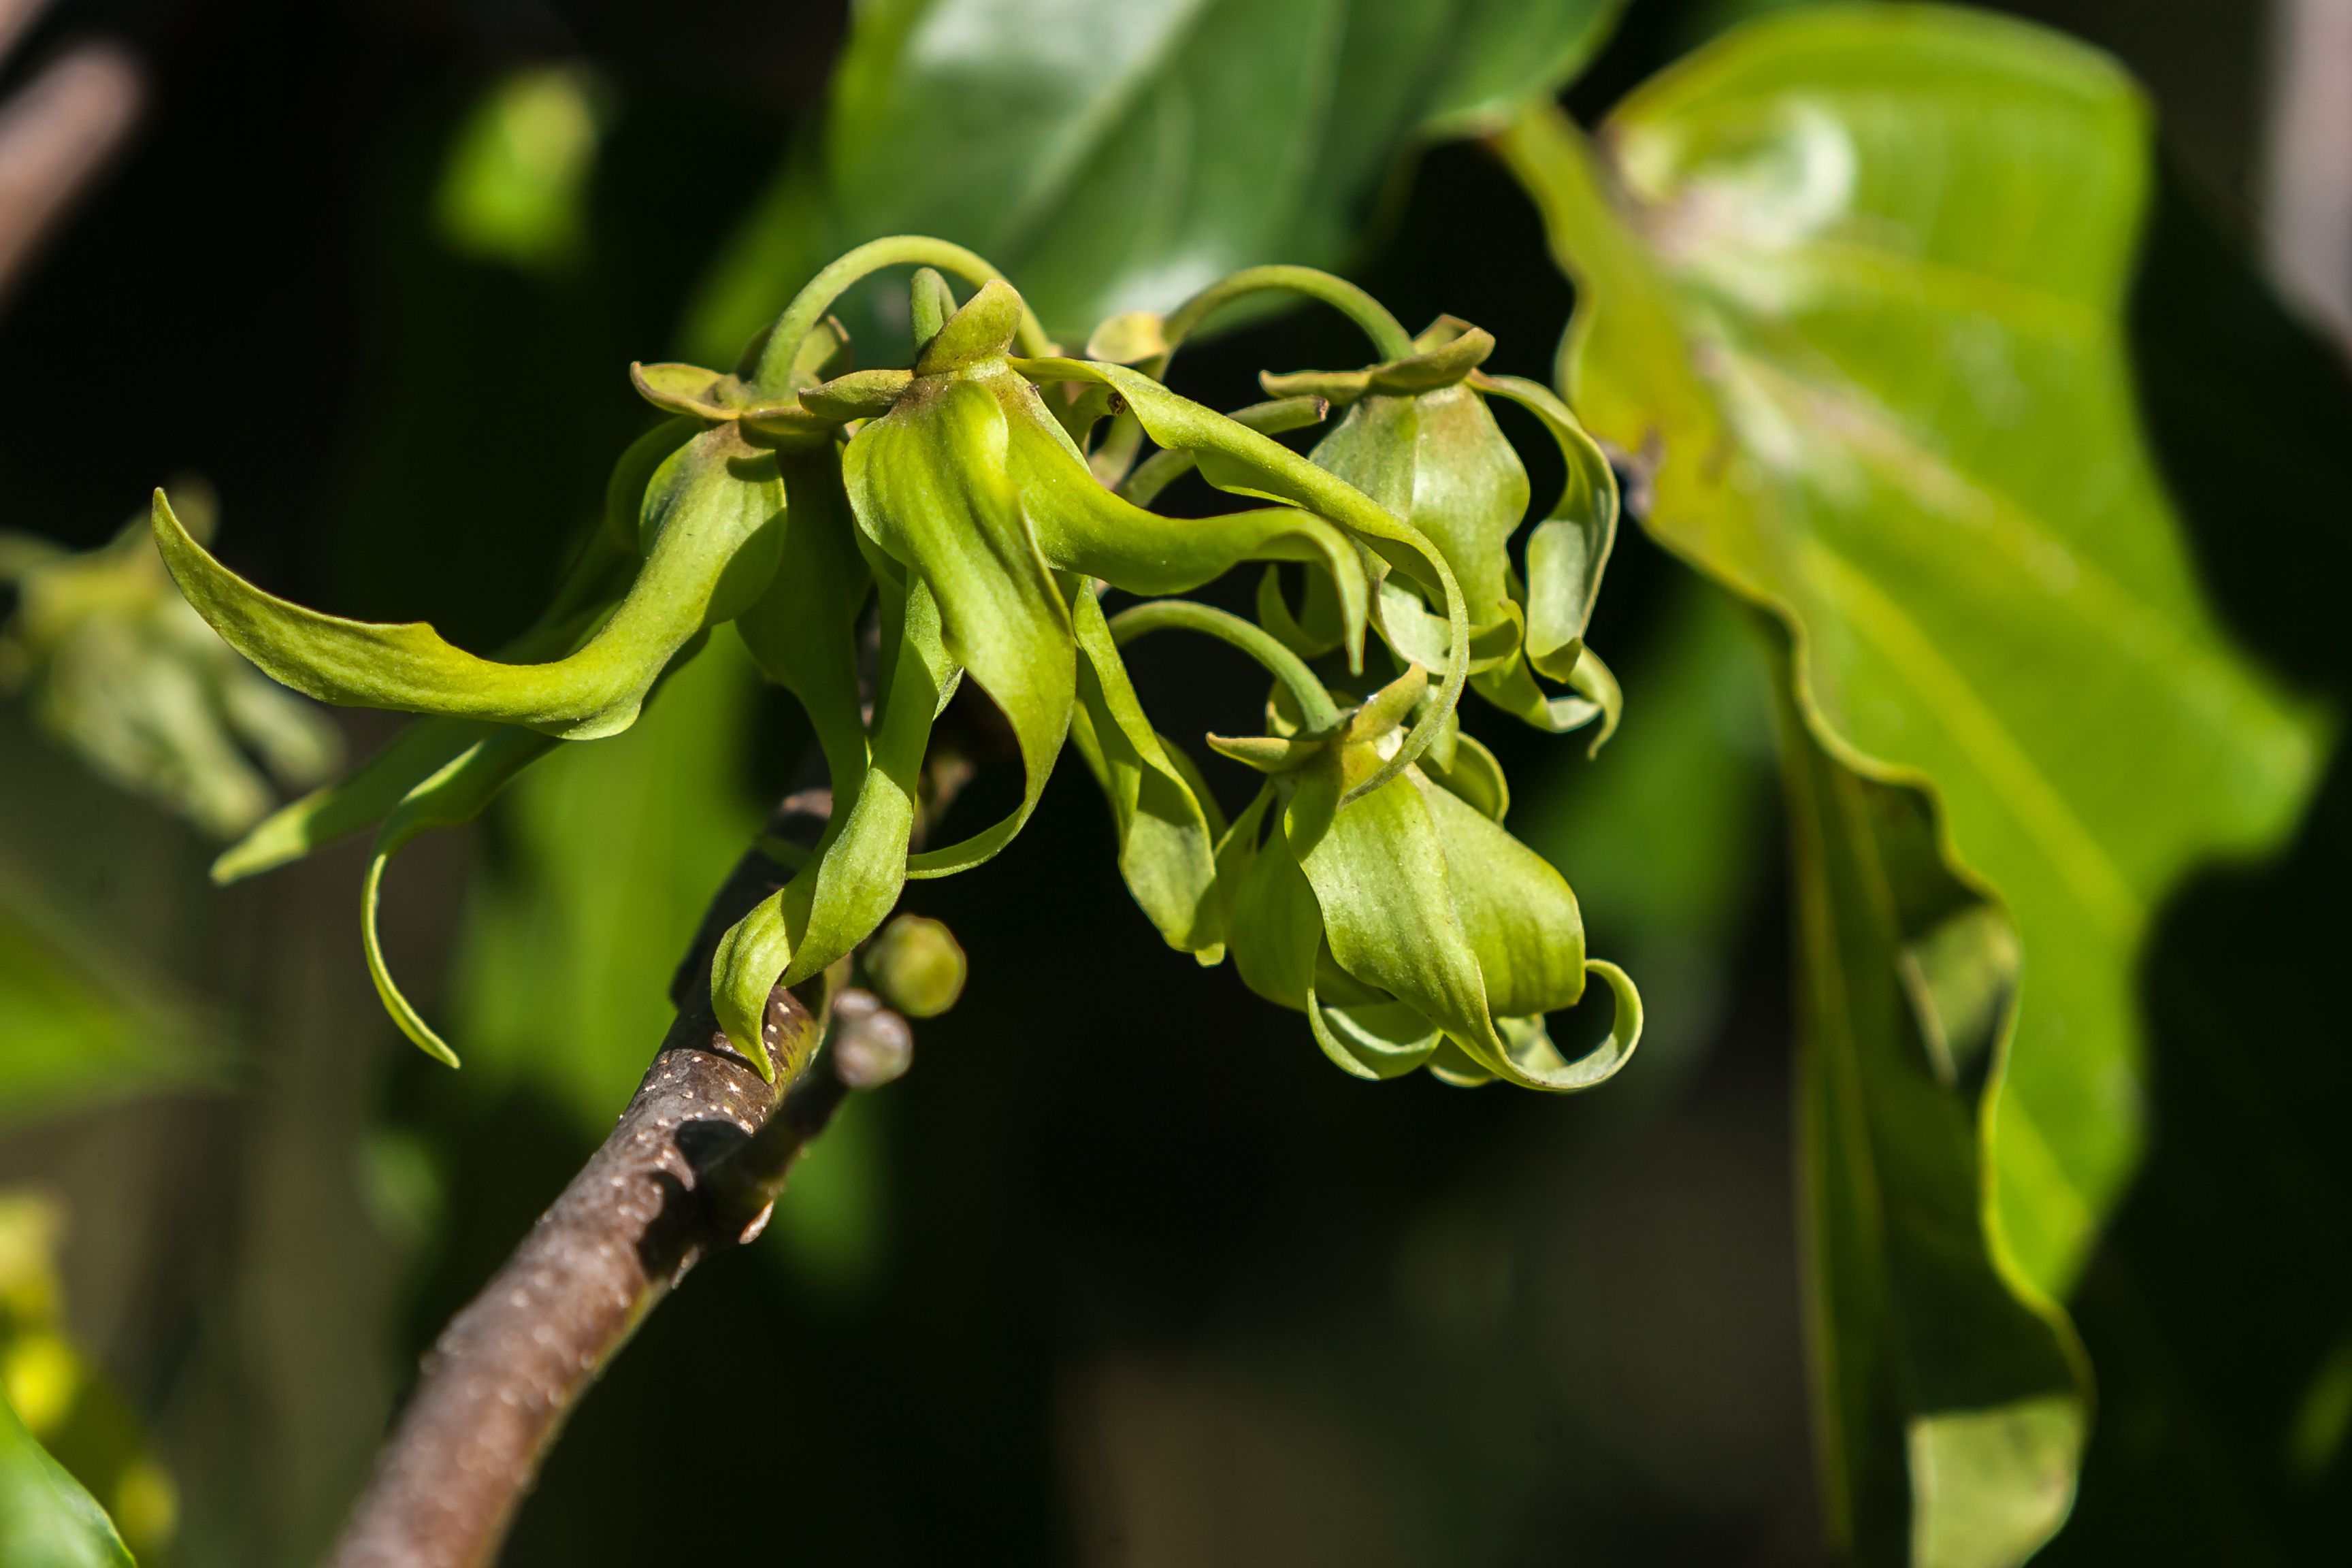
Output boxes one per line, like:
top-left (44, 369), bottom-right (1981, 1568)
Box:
top-left (862, 914), bottom-right (968, 1019)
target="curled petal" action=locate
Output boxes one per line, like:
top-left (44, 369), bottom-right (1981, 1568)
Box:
top-left (154, 422), bottom-right (783, 739)
top-left (1011, 357), bottom-right (1468, 804)
top-left (1494, 960), bottom-right (1643, 1092)
top-left (734, 447), bottom-right (872, 800)
top-left (362, 726), bottom-right (560, 1066)
top-left (1282, 760), bottom-right (1504, 1068)
top-left (847, 375), bottom-right (1074, 879)
top-left (1066, 585), bottom-right (1224, 962)
top-left (1307, 992), bottom-right (1440, 1080)
top-left (712, 570), bottom-right (954, 1075)
top-left (1473, 640), bottom-right (1621, 755)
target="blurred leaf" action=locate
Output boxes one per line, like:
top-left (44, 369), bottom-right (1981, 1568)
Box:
top-left (435, 65), bottom-right (610, 275)
top-left (1769, 618), bottom-right (2085, 1567)
top-left (0, 1392), bottom-right (131, 1568)
top-left (686, 0), bottom-right (1626, 359)
top-left (0, 1193), bottom-right (163, 1567)
top-left (764, 1093), bottom-right (889, 1297)
top-left (1, 487), bottom-right (341, 840)
top-left (1500, 4), bottom-right (2327, 1556)
top-left (0, 853), bottom-right (220, 1128)
top-left (451, 631), bottom-right (760, 1133)
top-left (2036, 174), bottom-right (2352, 1565)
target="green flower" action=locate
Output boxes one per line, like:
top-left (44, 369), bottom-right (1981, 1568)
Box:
top-left (134, 238), bottom-right (1635, 1096)
top-left (708, 270), bottom-right (1373, 1065)
top-left (1264, 316), bottom-right (1625, 751)
top-left (1110, 600), bottom-right (1639, 1090)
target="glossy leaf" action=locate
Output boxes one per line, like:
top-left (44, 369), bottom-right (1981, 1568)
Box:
top-left (1499, 5), bottom-right (2326, 1555)
top-left (1772, 617), bottom-right (2087, 1568)
top-left (0, 1388), bottom-right (133, 1568)
top-left (686, 0), bottom-right (1625, 357)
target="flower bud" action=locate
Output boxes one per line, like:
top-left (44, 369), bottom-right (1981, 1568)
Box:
top-left (862, 914), bottom-right (968, 1019)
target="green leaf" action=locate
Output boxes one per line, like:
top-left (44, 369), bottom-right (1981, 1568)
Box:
top-left (1499, 3), bottom-right (2326, 1554)
top-left (0, 849), bottom-right (220, 1127)
top-left (1506, 0), bottom-right (2326, 1292)
top-left (0, 1386), bottom-right (133, 1568)
top-left (685, 0), bottom-right (1625, 357)
top-left (1772, 613), bottom-right (2087, 1567)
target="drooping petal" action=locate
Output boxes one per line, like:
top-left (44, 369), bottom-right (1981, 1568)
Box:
top-left (1066, 584), bottom-right (1224, 962)
top-left (214, 715), bottom-right (494, 885)
top-left (1218, 787), bottom-right (1323, 1015)
top-left (210, 466), bottom-right (654, 883)
top-left (846, 373), bottom-right (1075, 879)
top-left (154, 421), bottom-right (784, 739)
top-left (1280, 750), bottom-right (1506, 1070)
top-left (734, 446), bottom-right (872, 799)
top-left (1306, 382), bottom-right (1529, 627)
top-left (711, 568), bottom-right (956, 1075)
top-left (1416, 771), bottom-right (1584, 1019)
top-left (1004, 388), bottom-right (1367, 630)
top-left (1011, 357), bottom-right (1467, 805)
top-left (361, 725), bottom-right (561, 1066)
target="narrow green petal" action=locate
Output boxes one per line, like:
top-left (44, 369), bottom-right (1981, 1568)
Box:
top-left (154, 424), bottom-right (785, 738)
top-left (1066, 585), bottom-right (1224, 960)
top-left (362, 726), bottom-right (560, 1066)
top-left (1471, 638), bottom-right (1622, 755)
top-left (734, 446), bottom-right (872, 796)
top-left (1004, 385), bottom-right (1366, 617)
top-left (1011, 357), bottom-right (1470, 805)
top-left (712, 573), bottom-right (954, 1074)
top-left (212, 716), bottom-right (493, 884)
top-left (209, 437), bottom-right (670, 882)
top-left (848, 375), bottom-right (1074, 879)
top-left (1473, 372), bottom-right (1618, 681)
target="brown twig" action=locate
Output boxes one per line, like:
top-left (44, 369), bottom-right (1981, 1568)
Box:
top-left (323, 789), bottom-right (909, 1568)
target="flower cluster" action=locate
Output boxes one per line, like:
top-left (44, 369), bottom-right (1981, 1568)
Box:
top-left (156, 239), bottom-right (1639, 1088)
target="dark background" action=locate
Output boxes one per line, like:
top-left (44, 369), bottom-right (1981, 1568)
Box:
top-left (0, 1), bottom-right (2345, 1563)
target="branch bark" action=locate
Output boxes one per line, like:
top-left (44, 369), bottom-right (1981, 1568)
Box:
top-left (323, 789), bottom-right (902, 1568)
